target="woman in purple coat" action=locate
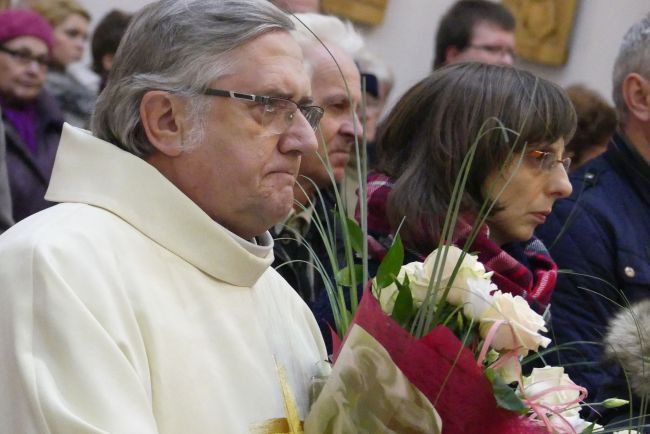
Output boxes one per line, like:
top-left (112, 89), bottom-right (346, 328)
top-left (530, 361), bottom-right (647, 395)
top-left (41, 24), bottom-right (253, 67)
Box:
top-left (0, 9), bottom-right (64, 222)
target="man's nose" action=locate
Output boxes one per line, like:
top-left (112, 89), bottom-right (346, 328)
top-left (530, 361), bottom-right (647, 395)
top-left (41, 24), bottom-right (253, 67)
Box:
top-left (341, 111), bottom-right (363, 140)
top-left (281, 112), bottom-right (318, 155)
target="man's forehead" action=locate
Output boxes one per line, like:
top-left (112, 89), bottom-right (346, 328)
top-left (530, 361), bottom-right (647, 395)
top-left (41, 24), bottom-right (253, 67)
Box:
top-left (471, 21), bottom-right (514, 42)
top-left (309, 44), bottom-right (359, 82)
top-left (212, 31), bottom-right (312, 98)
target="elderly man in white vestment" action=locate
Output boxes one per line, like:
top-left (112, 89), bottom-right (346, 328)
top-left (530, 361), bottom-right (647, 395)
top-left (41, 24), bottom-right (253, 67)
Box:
top-left (0, 0), bottom-right (330, 432)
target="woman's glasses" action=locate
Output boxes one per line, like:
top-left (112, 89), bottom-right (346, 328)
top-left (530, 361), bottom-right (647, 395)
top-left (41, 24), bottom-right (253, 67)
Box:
top-left (527, 150), bottom-right (572, 172)
top-left (0, 46), bottom-right (49, 70)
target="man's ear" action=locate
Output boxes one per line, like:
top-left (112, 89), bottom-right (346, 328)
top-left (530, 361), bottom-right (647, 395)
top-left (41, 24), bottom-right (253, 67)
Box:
top-left (622, 73), bottom-right (650, 123)
top-left (140, 90), bottom-right (186, 157)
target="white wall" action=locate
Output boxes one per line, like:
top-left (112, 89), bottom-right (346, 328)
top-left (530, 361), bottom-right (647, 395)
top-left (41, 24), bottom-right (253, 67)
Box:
top-left (75, 0), bottom-right (648, 109)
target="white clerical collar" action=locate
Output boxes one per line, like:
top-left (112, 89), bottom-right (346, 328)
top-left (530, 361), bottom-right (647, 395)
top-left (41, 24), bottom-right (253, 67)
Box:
top-left (221, 225), bottom-right (273, 258)
top-left (45, 124), bottom-right (274, 287)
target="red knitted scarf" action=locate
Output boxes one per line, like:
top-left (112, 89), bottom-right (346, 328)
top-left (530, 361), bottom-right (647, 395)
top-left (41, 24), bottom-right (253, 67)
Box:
top-left (361, 172), bottom-right (557, 313)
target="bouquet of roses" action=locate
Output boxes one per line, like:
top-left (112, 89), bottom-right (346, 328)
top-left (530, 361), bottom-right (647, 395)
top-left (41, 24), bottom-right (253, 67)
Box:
top-left (304, 239), bottom-right (631, 433)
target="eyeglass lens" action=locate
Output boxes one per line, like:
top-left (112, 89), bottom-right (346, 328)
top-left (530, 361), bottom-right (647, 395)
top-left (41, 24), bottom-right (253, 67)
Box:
top-left (261, 97), bottom-right (323, 133)
top-left (0, 46), bottom-right (49, 68)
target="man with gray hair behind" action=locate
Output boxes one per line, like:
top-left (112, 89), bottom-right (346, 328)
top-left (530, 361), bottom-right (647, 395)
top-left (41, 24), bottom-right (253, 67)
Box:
top-left (0, 1), bottom-right (329, 432)
top-left (271, 13), bottom-right (363, 346)
top-left (537, 12), bottom-right (650, 428)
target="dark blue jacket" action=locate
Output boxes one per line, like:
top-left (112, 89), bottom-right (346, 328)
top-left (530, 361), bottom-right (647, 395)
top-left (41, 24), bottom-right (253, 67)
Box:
top-left (536, 133), bottom-right (650, 427)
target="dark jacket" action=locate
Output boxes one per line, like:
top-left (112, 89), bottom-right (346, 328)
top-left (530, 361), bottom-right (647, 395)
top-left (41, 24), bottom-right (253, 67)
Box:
top-left (0, 109), bottom-right (14, 233)
top-left (271, 187), bottom-right (348, 352)
top-left (3, 92), bottom-right (64, 222)
top-left (536, 132), bottom-right (650, 427)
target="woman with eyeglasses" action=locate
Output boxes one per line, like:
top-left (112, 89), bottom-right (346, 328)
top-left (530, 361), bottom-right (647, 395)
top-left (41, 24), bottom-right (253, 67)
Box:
top-left (361, 62), bottom-right (575, 313)
top-left (30, 0), bottom-right (94, 128)
top-left (0, 9), bottom-right (64, 223)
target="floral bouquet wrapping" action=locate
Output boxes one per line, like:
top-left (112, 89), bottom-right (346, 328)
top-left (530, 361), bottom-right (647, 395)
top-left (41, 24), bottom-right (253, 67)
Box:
top-left (305, 243), bottom-right (622, 434)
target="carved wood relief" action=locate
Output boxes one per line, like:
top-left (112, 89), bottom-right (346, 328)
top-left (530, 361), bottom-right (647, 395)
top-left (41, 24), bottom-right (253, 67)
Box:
top-left (502, 0), bottom-right (579, 66)
top-left (320, 0), bottom-right (388, 26)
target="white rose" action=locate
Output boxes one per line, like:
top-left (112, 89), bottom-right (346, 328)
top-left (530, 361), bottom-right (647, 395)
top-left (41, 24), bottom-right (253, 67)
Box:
top-left (493, 354), bottom-right (522, 385)
top-left (549, 408), bottom-right (598, 434)
top-left (422, 246), bottom-right (495, 317)
top-left (523, 366), bottom-right (580, 408)
top-left (479, 291), bottom-right (551, 355)
top-left (461, 276), bottom-right (497, 319)
top-left (374, 261), bottom-right (430, 314)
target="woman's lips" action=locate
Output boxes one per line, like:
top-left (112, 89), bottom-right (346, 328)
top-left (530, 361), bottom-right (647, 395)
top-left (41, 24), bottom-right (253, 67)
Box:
top-left (530, 212), bottom-right (549, 224)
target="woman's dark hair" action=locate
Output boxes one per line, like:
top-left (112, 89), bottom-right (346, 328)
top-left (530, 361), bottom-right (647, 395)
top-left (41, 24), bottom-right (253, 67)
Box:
top-left (375, 62), bottom-right (576, 253)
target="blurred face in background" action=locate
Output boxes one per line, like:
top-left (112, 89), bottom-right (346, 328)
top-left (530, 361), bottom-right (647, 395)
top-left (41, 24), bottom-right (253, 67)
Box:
top-left (0, 36), bottom-right (49, 104)
top-left (447, 21), bottom-right (515, 66)
top-left (298, 43), bottom-right (362, 192)
top-left (52, 13), bottom-right (89, 66)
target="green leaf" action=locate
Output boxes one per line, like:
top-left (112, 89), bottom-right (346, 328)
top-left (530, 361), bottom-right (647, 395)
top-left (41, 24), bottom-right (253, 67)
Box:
top-left (581, 422), bottom-right (596, 434)
top-left (335, 264), bottom-right (364, 287)
top-left (376, 234), bottom-right (404, 288)
top-left (391, 274), bottom-right (414, 325)
top-left (345, 217), bottom-right (364, 255)
top-left (485, 369), bottom-right (528, 415)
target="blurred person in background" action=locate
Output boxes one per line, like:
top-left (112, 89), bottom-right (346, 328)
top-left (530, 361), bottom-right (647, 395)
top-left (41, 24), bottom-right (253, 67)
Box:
top-left (30, 0), bottom-right (95, 127)
top-left (0, 8), bottom-right (63, 222)
top-left (343, 49), bottom-right (394, 218)
top-left (91, 9), bottom-right (132, 92)
top-left (355, 49), bottom-right (394, 163)
top-left (536, 13), bottom-right (650, 429)
top-left (433, 0), bottom-right (516, 69)
top-left (565, 84), bottom-right (617, 171)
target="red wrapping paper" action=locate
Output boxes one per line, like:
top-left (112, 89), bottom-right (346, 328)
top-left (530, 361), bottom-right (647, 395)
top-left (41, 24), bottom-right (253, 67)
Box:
top-left (332, 288), bottom-right (545, 434)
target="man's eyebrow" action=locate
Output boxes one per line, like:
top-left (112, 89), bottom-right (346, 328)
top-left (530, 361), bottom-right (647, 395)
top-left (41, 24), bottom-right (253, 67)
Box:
top-left (296, 96), bottom-right (314, 105)
top-left (265, 91), bottom-right (314, 106)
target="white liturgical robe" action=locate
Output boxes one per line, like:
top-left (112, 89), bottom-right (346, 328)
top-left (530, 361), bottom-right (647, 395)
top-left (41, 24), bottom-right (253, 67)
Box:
top-left (0, 125), bottom-right (328, 433)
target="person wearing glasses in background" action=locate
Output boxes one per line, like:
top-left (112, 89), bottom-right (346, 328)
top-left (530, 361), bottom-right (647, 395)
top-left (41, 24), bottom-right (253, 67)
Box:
top-left (433, 0), bottom-right (516, 69)
top-left (30, 0), bottom-right (95, 128)
top-left (0, 1), bottom-right (329, 432)
top-left (0, 9), bottom-right (64, 223)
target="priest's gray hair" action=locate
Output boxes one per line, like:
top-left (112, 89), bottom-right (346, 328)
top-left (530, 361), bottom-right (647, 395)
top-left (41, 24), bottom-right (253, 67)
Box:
top-left (92, 0), bottom-right (294, 157)
top-left (290, 13), bottom-right (364, 73)
top-left (612, 12), bottom-right (650, 125)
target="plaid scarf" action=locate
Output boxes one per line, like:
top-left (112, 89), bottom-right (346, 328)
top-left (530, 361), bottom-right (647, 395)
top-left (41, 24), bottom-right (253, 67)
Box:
top-left (360, 172), bottom-right (557, 313)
